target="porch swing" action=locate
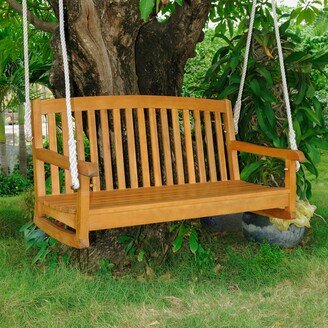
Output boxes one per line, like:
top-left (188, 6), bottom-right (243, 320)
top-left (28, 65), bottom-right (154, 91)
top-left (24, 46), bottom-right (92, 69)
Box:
top-left (23, 0), bottom-right (305, 248)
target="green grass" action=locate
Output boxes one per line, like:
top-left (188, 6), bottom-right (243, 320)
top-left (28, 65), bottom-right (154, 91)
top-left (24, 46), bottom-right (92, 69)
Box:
top-left (0, 154), bottom-right (327, 328)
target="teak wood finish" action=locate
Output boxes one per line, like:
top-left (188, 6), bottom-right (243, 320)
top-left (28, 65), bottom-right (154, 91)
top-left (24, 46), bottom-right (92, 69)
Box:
top-left (31, 96), bottom-right (305, 248)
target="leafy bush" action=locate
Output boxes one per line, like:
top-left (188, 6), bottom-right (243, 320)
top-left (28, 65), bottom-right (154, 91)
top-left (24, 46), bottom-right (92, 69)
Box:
top-left (182, 29), bottom-right (222, 98)
top-left (183, 3), bottom-right (328, 199)
top-left (0, 170), bottom-right (33, 196)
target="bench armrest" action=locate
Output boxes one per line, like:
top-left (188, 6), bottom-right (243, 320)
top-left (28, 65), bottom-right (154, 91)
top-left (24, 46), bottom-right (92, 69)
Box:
top-left (35, 148), bottom-right (99, 178)
top-left (229, 141), bottom-right (306, 162)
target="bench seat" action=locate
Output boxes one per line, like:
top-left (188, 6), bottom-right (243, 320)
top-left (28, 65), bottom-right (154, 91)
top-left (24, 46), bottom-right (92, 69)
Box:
top-left (31, 96), bottom-right (305, 248)
top-left (38, 180), bottom-right (289, 231)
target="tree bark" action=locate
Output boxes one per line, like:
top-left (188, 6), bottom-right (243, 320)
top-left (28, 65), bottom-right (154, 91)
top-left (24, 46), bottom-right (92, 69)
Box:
top-left (36, 0), bottom-right (211, 262)
top-left (49, 0), bottom-right (211, 97)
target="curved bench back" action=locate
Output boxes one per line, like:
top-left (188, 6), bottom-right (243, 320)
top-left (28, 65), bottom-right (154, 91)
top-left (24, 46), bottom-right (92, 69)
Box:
top-left (32, 96), bottom-right (239, 195)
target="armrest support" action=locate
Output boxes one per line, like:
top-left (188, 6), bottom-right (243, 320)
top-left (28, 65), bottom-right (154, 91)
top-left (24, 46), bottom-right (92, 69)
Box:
top-left (229, 141), bottom-right (306, 162)
top-left (35, 148), bottom-right (99, 178)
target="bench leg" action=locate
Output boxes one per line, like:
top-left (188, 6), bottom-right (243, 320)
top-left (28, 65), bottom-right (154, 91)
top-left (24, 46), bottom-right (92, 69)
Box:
top-left (285, 159), bottom-right (297, 218)
top-left (76, 175), bottom-right (91, 248)
top-left (34, 195), bottom-right (89, 249)
top-left (34, 214), bottom-right (89, 249)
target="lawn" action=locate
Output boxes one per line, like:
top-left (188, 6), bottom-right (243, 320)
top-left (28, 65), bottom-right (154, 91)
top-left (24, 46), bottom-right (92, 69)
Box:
top-left (0, 154), bottom-right (327, 328)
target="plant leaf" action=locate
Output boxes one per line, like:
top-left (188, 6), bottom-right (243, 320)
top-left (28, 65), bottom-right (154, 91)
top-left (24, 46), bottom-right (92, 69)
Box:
top-left (139, 0), bottom-right (155, 21)
top-left (240, 160), bottom-right (265, 181)
top-left (173, 236), bottom-right (183, 253)
top-left (189, 228), bottom-right (199, 255)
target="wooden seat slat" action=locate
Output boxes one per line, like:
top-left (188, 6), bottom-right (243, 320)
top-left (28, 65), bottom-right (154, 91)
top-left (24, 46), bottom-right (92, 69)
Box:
top-left (38, 181), bottom-right (289, 215)
top-left (31, 96), bottom-right (302, 248)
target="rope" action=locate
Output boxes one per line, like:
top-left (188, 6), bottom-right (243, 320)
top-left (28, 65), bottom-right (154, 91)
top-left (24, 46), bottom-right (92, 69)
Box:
top-left (233, 0), bottom-right (300, 170)
top-left (233, 0), bottom-right (258, 133)
top-left (271, 0), bottom-right (300, 170)
top-left (58, 0), bottom-right (80, 189)
top-left (22, 0), bottom-right (32, 141)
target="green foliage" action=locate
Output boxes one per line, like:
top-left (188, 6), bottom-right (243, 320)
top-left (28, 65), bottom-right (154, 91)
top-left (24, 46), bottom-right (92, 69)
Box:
top-left (0, 1), bottom-right (53, 111)
top-left (182, 30), bottom-right (222, 98)
top-left (203, 3), bottom-right (328, 199)
top-left (139, 0), bottom-right (155, 21)
top-left (170, 222), bottom-right (215, 273)
top-left (96, 259), bottom-right (115, 276)
top-left (19, 220), bottom-right (57, 264)
top-left (0, 170), bottom-right (32, 196)
top-left (299, 10), bottom-right (328, 107)
top-left (18, 192), bottom-right (62, 266)
top-left (118, 227), bottom-right (144, 259)
top-left (139, 0), bottom-right (185, 22)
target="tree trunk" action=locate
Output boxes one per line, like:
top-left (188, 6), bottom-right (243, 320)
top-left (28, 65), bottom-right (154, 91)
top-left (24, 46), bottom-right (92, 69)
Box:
top-left (48, 0), bottom-right (210, 97)
top-left (18, 104), bottom-right (27, 177)
top-left (0, 112), bottom-right (8, 174)
top-left (46, 0), bottom-right (210, 263)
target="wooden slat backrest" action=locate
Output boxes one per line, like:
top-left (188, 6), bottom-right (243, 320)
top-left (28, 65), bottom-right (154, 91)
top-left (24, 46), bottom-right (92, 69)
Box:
top-left (32, 96), bottom-right (239, 195)
top-left (48, 113), bottom-right (60, 194)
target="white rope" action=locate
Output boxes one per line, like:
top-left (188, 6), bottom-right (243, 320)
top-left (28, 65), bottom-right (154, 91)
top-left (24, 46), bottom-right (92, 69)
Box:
top-left (22, 0), bottom-right (32, 141)
top-left (233, 0), bottom-right (300, 170)
top-left (233, 0), bottom-right (258, 133)
top-left (58, 0), bottom-right (80, 189)
top-left (271, 0), bottom-right (300, 170)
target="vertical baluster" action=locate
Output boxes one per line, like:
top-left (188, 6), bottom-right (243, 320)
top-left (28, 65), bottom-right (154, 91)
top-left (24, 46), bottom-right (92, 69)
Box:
top-left (222, 100), bottom-right (240, 180)
top-left (183, 110), bottom-right (195, 183)
top-left (87, 110), bottom-right (101, 191)
top-left (48, 113), bottom-right (60, 194)
top-left (204, 111), bottom-right (217, 182)
top-left (160, 109), bottom-right (173, 185)
top-left (149, 109), bottom-right (162, 186)
top-left (193, 110), bottom-right (206, 183)
top-left (75, 111), bottom-right (85, 161)
top-left (126, 108), bottom-right (138, 188)
top-left (100, 109), bottom-right (113, 190)
top-left (32, 100), bottom-right (45, 197)
top-left (61, 112), bottom-right (73, 193)
top-left (137, 108), bottom-right (150, 187)
top-left (113, 108), bottom-right (126, 189)
top-left (214, 111), bottom-right (228, 181)
top-left (171, 109), bottom-right (185, 184)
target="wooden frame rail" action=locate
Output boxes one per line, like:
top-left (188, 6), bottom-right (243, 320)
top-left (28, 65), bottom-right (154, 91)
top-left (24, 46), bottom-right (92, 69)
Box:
top-left (229, 141), bottom-right (306, 162)
top-left (35, 148), bottom-right (99, 178)
top-left (229, 140), bottom-right (306, 219)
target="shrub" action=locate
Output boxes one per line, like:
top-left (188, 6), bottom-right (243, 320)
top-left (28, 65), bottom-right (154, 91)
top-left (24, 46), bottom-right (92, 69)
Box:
top-left (0, 170), bottom-right (33, 196)
top-left (183, 3), bottom-right (328, 199)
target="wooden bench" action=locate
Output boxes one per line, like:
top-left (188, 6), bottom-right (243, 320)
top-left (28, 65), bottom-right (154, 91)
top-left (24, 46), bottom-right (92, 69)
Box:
top-left (32, 96), bottom-right (305, 248)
